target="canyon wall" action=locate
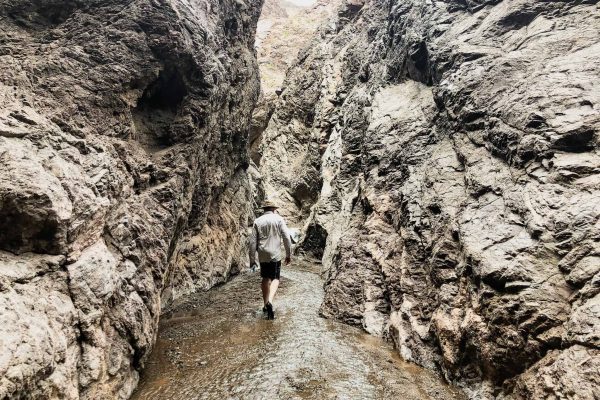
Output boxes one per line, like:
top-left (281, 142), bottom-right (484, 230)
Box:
top-left (258, 0), bottom-right (600, 397)
top-left (0, 0), bottom-right (261, 398)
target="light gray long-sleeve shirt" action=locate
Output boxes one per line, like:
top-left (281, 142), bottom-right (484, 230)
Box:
top-left (249, 211), bottom-right (292, 264)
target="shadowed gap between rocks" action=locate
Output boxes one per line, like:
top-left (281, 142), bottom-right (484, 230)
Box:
top-left (132, 67), bottom-right (189, 151)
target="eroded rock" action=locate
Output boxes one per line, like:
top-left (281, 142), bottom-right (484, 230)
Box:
top-left (0, 0), bottom-right (262, 398)
top-left (258, 0), bottom-right (600, 397)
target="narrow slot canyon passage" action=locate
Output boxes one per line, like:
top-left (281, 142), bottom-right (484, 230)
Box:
top-left (132, 1), bottom-right (464, 397)
top-left (0, 0), bottom-right (598, 398)
top-left (132, 1), bottom-right (467, 398)
top-left (131, 261), bottom-right (465, 399)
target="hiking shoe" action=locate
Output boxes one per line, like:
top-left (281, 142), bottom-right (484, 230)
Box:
top-left (265, 302), bottom-right (274, 320)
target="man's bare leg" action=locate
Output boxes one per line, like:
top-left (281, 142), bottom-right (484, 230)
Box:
top-left (267, 279), bottom-right (280, 303)
top-left (261, 278), bottom-right (271, 306)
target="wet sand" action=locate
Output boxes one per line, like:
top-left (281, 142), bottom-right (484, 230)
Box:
top-left (132, 262), bottom-right (465, 400)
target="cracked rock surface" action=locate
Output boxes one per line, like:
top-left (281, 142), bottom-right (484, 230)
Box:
top-left (0, 0), bottom-right (261, 398)
top-left (258, 0), bottom-right (600, 397)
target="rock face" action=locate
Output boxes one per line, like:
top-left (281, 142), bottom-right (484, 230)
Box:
top-left (256, 0), bottom-right (340, 95)
top-left (255, 0), bottom-right (344, 223)
top-left (258, 0), bottom-right (600, 397)
top-left (0, 0), bottom-right (261, 398)
top-left (250, 0), bottom-right (341, 207)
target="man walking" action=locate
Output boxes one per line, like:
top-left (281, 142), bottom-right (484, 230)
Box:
top-left (249, 200), bottom-right (292, 320)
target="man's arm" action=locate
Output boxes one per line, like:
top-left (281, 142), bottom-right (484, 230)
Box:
top-left (249, 223), bottom-right (258, 268)
top-left (279, 218), bottom-right (292, 264)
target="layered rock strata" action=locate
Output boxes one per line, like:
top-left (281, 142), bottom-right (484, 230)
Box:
top-left (258, 0), bottom-right (600, 397)
top-left (0, 0), bottom-right (261, 398)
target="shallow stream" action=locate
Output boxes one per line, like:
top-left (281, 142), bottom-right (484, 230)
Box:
top-left (132, 262), bottom-right (465, 400)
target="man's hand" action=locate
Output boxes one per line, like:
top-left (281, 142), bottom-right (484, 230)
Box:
top-left (285, 256), bottom-right (291, 265)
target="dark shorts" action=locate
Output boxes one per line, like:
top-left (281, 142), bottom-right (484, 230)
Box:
top-left (260, 261), bottom-right (281, 280)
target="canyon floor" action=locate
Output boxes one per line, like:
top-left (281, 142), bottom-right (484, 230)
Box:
top-left (130, 261), bottom-right (465, 400)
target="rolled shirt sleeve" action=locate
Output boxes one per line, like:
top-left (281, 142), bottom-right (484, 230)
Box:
top-left (278, 218), bottom-right (292, 259)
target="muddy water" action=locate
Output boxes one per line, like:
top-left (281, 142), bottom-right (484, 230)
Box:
top-left (132, 262), bottom-right (465, 400)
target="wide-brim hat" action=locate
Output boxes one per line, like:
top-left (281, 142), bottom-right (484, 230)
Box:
top-left (261, 200), bottom-right (278, 209)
